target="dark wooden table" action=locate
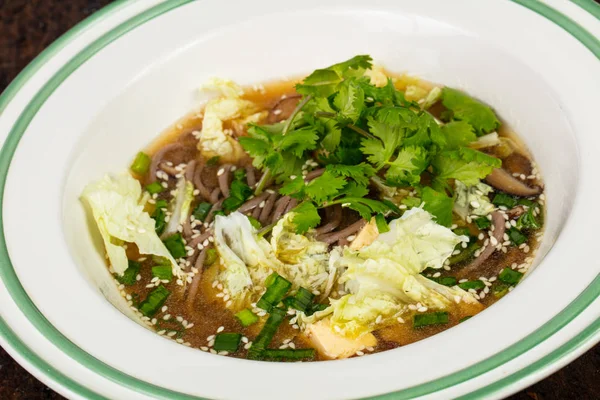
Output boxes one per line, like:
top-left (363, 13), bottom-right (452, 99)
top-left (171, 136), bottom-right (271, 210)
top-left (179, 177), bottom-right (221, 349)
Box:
top-left (0, 0), bottom-right (598, 399)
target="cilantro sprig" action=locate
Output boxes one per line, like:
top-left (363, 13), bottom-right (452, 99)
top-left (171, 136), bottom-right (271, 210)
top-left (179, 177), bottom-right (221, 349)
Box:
top-left (238, 55), bottom-right (503, 233)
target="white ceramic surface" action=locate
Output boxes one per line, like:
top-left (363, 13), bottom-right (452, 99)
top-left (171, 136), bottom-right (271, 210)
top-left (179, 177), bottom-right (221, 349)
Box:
top-left (0, 1), bottom-right (599, 399)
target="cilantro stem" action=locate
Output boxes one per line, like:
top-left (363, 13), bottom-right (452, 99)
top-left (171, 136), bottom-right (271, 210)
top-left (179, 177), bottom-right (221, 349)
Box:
top-left (255, 95), bottom-right (313, 195)
top-left (315, 111), bottom-right (336, 118)
top-left (347, 124), bottom-right (378, 141)
top-left (257, 221), bottom-right (277, 237)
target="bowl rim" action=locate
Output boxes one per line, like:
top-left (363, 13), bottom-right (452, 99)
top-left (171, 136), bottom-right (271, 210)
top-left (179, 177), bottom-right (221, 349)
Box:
top-left (0, 0), bottom-right (599, 399)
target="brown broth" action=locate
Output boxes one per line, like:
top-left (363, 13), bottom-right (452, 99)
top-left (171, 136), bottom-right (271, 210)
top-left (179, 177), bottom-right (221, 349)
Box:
top-left (118, 75), bottom-right (544, 361)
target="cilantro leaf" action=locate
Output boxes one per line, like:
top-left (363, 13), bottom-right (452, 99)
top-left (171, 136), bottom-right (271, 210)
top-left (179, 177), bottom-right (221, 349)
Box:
top-left (222, 180), bottom-right (253, 213)
top-left (432, 147), bottom-right (501, 185)
top-left (291, 202), bottom-right (321, 234)
top-left (337, 197), bottom-right (393, 220)
top-left (441, 88), bottom-right (500, 135)
top-left (333, 78), bottom-right (365, 123)
top-left (361, 117), bottom-right (404, 168)
top-left (279, 176), bottom-right (305, 199)
top-left (441, 121), bottom-right (477, 150)
top-left (385, 146), bottom-right (429, 186)
top-left (421, 187), bottom-right (453, 227)
top-left (325, 163), bottom-right (375, 186)
top-left (296, 69), bottom-right (343, 97)
top-left (276, 126), bottom-right (319, 157)
top-left (295, 55), bottom-right (373, 97)
top-left (339, 181), bottom-right (369, 198)
top-left (328, 55), bottom-right (373, 78)
top-left (305, 171), bottom-right (347, 205)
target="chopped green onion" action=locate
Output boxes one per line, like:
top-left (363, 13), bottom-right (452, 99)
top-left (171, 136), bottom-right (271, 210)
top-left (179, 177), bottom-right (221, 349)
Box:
top-left (152, 255), bottom-right (170, 265)
top-left (222, 181), bottom-right (253, 213)
top-left (163, 233), bottom-right (186, 259)
top-left (145, 182), bottom-right (164, 194)
top-left (517, 198), bottom-right (536, 207)
top-left (414, 311), bottom-right (449, 328)
top-left (248, 307), bottom-right (287, 359)
top-left (213, 210), bottom-right (226, 218)
top-left (257, 274), bottom-right (292, 311)
top-left (204, 248), bottom-right (217, 266)
top-left (458, 280), bottom-right (485, 290)
top-left (492, 193), bottom-right (517, 208)
top-left (152, 265), bottom-right (173, 281)
top-left (116, 260), bottom-right (140, 286)
top-left (259, 348), bottom-right (315, 361)
top-left (459, 316), bottom-right (472, 323)
top-left (207, 156), bottom-right (220, 166)
top-left (375, 213), bottom-right (390, 233)
top-left (288, 287), bottom-right (315, 312)
top-left (493, 282), bottom-right (510, 298)
top-left (152, 200), bottom-right (168, 235)
top-left (474, 217), bottom-right (491, 230)
top-left (130, 152), bottom-right (151, 175)
top-left (518, 207), bottom-right (541, 230)
top-left (507, 227), bottom-right (527, 245)
top-left (192, 202), bottom-right (212, 222)
top-left (448, 242), bottom-right (481, 265)
top-left (213, 333), bottom-right (242, 352)
top-left (305, 303), bottom-right (328, 316)
top-left (235, 309), bottom-right (259, 327)
top-left (453, 227), bottom-right (471, 237)
top-left (138, 285), bottom-right (170, 317)
top-left (247, 216), bottom-right (262, 229)
top-left (429, 276), bottom-right (458, 287)
top-left (499, 267), bottom-right (523, 285)
top-left (264, 272), bottom-right (278, 288)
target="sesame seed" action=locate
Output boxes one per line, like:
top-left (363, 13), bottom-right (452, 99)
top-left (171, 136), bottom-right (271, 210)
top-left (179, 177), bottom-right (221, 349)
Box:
top-left (217, 168), bottom-right (225, 176)
top-left (356, 351), bottom-right (365, 356)
top-left (217, 326), bottom-right (225, 333)
top-left (167, 331), bottom-right (177, 337)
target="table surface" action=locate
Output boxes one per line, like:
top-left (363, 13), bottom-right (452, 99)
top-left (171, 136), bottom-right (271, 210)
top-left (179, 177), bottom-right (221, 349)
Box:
top-left (0, 0), bottom-right (599, 399)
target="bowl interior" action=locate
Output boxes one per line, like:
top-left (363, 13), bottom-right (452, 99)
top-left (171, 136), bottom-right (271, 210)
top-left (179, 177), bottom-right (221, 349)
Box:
top-left (4, 1), bottom-right (597, 399)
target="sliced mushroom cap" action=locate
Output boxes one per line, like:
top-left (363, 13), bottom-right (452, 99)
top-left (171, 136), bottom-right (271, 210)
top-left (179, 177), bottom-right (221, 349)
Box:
top-left (457, 211), bottom-right (506, 278)
top-left (267, 95), bottom-right (301, 123)
top-left (485, 168), bottom-right (541, 197)
top-left (502, 153), bottom-right (532, 176)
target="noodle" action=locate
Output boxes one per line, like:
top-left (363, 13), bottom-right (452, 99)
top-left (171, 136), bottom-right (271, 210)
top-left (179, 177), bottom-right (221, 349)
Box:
top-left (193, 163), bottom-right (212, 201)
top-left (318, 219), bottom-right (366, 244)
top-left (149, 143), bottom-right (183, 182)
top-left (218, 164), bottom-right (232, 198)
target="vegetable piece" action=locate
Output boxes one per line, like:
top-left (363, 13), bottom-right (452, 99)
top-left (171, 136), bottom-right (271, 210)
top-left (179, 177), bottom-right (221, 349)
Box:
top-left (492, 193), bottom-right (517, 208)
top-left (459, 316), bottom-right (472, 323)
top-left (162, 233), bottom-right (186, 259)
top-left (493, 283), bottom-right (510, 298)
top-left (257, 274), bottom-right (292, 311)
top-left (192, 202), bottom-right (212, 222)
top-left (152, 265), bottom-right (173, 281)
top-left (429, 276), bottom-right (458, 287)
top-left (507, 227), bottom-right (527, 245)
top-left (213, 333), bottom-right (242, 352)
top-left (222, 180), bottom-right (253, 213)
top-left (145, 182), bottom-right (164, 194)
top-left (453, 180), bottom-right (495, 220)
top-left (448, 242), bottom-right (481, 265)
top-left (130, 152), bottom-right (151, 175)
top-left (162, 178), bottom-right (195, 238)
top-left (441, 121), bottom-right (477, 150)
top-left (138, 285), bottom-right (170, 317)
top-left (152, 199), bottom-right (168, 235)
top-left (81, 173), bottom-right (181, 277)
top-left (374, 213), bottom-right (390, 233)
top-left (289, 287), bottom-right (315, 312)
top-left (518, 207), bottom-right (541, 230)
top-left (116, 260), bottom-right (140, 286)
top-left (247, 216), bottom-right (262, 229)
top-left (248, 307), bottom-right (287, 359)
top-left (499, 268), bottom-right (523, 285)
top-left (421, 187), bottom-right (453, 227)
top-left (259, 348), bottom-right (316, 361)
top-left (432, 147), bottom-right (501, 186)
top-left (204, 248), bottom-right (218, 266)
top-left (290, 202), bottom-right (321, 234)
top-left (441, 88), bottom-right (500, 135)
top-left (474, 217), bottom-right (491, 230)
top-left (458, 280), bottom-right (485, 290)
top-left (235, 309), bottom-right (259, 327)
top-left (413, 311), bottom-right (449, 328)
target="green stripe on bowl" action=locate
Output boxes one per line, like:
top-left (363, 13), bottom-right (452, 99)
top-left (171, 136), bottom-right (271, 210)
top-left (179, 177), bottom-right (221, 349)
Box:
top-left (0, 0), bottom-right (598, 399)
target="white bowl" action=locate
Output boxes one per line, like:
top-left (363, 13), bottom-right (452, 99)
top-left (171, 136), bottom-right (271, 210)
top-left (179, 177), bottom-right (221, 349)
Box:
top-left (1, 0), bottom-right (599, 399)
